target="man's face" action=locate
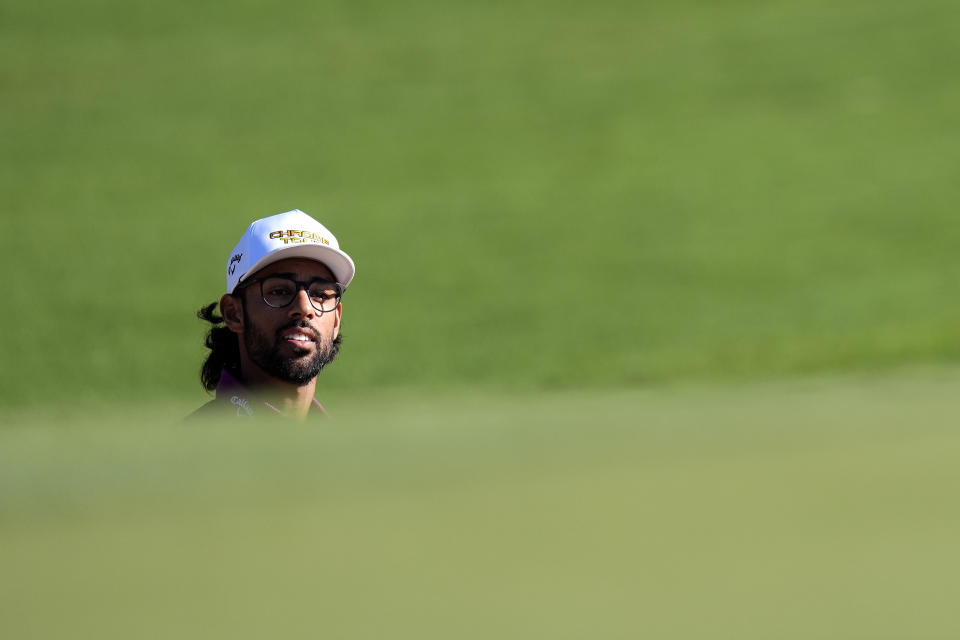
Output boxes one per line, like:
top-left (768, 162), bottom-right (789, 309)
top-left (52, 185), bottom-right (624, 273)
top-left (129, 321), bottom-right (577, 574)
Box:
top-left (235, 258), bottom-right (342, 385)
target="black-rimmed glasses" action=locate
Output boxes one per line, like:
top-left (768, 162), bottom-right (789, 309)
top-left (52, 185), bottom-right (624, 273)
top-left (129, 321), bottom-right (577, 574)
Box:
top-left (236, 276), bottom-right (343, 313)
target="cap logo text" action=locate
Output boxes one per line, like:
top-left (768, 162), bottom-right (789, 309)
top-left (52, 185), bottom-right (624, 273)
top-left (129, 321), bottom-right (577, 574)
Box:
top-left (228, 253), bottom-right (242, 275)
top-left (269, 230), bottom-right (330, 245)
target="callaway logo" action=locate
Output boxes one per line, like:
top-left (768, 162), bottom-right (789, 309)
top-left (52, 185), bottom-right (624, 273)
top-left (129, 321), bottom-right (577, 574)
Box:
top-left (228, 253), bottom-right (242, 275)
top-left (230, 395), bottom-right (253, 416)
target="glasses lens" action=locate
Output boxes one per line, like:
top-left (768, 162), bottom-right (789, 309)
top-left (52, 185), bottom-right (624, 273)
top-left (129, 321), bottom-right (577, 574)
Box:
top-left (258, 277), bottom-right (341, 311)
top-left (307, 280), bottom-right (341, 312)
top-left (260, 277), bottom-right (297, 308)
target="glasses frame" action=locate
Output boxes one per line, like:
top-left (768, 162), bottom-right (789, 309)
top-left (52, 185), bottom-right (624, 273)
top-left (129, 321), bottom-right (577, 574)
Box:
top-left (236, 276), bottom-right (344, 314)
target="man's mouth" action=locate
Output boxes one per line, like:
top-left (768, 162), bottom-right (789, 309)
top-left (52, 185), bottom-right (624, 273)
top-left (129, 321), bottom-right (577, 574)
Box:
top-left (280, 327), bottom-right (318, 347)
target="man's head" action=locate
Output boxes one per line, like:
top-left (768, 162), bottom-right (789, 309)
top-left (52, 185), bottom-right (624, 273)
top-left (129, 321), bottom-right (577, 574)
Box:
top-left (221, 257), bottom-right (343, 386)
top-left (198, 210), bottom-right (355, 391)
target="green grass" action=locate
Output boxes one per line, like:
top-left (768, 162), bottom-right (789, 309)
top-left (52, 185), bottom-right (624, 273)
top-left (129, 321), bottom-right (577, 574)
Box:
top-left (4, 4), bottom-right (958, 633)
top-left (2, 0), bottom-right (960, 409)
top-left (3, 369), bottom-right (960, 638)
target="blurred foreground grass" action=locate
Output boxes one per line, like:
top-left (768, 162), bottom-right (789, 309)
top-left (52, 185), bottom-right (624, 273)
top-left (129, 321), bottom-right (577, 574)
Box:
top-left (3, 369), bottom-right (959, 639)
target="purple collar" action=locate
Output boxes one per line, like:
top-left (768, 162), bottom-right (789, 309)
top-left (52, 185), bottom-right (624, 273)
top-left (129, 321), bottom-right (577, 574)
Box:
top-left (216, 368), bottom-right (327, 417)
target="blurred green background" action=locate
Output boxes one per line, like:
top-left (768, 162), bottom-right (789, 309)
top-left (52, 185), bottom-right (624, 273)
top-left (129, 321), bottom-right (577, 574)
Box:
top-left (3, 1), bottom-right (960, 637)
top-left (3, 0), bottom-right (960, 408)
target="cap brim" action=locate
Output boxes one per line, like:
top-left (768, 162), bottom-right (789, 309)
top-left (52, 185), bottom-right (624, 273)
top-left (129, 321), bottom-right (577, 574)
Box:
top-left (235, 244), bottom-right (355, 292)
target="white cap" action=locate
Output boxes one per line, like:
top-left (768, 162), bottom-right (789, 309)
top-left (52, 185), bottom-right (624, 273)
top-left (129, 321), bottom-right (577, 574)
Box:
top-left (226, 209), bottom-right (356, 293)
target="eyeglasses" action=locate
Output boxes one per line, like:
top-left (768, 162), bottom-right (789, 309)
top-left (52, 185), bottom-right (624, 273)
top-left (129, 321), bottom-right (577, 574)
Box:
top-left (236, 276), bottom-right (343, 313)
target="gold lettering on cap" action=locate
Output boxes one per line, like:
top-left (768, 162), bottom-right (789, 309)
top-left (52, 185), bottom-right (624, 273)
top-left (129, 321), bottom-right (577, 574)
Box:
top-left (269, 230), bottom-right (331, 245)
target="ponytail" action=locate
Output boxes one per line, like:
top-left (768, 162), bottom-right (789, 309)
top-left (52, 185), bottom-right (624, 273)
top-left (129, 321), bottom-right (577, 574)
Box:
top-left (197, 301), bottom-right (240, 391)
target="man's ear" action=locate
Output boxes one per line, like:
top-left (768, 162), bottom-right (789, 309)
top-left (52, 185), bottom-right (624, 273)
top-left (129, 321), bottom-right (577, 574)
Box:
top-left (220, 294), bottom-right (244, 334)
top-left (332, 303), bottom-right (342, 340)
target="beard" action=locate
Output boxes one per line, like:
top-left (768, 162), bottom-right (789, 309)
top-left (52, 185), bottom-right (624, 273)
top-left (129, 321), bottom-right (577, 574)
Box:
top-left (242, 314), bottom-right (341, 385)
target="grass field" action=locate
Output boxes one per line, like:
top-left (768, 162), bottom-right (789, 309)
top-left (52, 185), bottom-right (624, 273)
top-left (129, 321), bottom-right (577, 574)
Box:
top-left (3, 369), bottom-right (960, 638)
top-left (3, 2), bottom-right (960, 635)
top-left (3, 0), bottom-right (960, 408)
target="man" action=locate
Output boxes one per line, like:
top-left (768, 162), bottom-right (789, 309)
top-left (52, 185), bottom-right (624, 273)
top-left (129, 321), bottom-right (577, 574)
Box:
top-left (191, 209), bottom-right (355, 420)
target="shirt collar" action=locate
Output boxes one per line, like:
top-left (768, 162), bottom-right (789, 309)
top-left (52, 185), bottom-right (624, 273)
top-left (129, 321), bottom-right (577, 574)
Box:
top-left (216, 368), bottom-right (327, 417)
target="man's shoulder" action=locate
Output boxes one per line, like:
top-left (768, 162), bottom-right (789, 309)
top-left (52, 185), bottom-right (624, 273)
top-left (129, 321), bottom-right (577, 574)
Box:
top-left (185, 394), bottom-right (327, 421)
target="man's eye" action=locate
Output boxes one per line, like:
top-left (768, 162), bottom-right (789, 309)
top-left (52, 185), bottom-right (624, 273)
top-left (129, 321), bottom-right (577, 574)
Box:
top-left (268, 286), bottom-right (293, 296)
top-left (309, 286), bottom-right (338, 299)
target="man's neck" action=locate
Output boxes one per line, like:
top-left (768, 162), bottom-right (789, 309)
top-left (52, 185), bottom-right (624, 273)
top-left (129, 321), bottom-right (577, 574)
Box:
top-left (236, 364), bottom-right (317, 420)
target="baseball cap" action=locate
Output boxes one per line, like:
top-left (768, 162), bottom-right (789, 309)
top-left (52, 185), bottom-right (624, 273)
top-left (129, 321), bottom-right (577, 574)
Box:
top-left (226, 209), bottom-right (356, 293)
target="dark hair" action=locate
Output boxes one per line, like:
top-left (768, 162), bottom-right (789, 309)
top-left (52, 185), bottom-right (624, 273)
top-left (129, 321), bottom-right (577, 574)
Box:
top-left (197, 301), bottom-right (240, 391)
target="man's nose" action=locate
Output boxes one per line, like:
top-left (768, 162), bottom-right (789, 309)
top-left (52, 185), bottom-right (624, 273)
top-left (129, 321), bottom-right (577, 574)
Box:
top-left (288, 288), bottom-right (316, 318)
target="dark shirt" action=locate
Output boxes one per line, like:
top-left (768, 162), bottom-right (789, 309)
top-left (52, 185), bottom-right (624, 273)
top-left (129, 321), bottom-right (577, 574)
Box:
top-left (188, 369), bottom-right (327, 420)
